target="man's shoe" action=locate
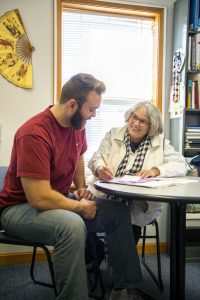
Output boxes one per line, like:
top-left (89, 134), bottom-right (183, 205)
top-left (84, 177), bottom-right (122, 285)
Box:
top-left (127, 288), bottom-right (144, 300)
top-left (109, 288), bottom-right (127, 300)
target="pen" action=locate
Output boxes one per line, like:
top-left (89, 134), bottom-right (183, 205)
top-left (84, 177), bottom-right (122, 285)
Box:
top-left (100, 153), bottom-right (108, 166)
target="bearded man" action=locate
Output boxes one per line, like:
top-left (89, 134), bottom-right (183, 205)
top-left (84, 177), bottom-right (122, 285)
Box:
top-left (0, 74), bottom-right (143, 300)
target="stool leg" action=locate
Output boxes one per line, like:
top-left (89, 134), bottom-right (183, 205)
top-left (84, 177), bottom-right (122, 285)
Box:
top-left (141, 221), bottom-right (164, 291)
top-left (30, 245), bottom-right (57, 296)
top-left (142, 226), bottom-right (147, 259)
top-left (154, 221), bottom-right (164, 290)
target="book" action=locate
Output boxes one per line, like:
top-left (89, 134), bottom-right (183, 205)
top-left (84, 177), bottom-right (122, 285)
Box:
top-left (187, 79), bottom-right (192, 108)
top-left (188, 136), bottom-right (200, 140)
top-left (188, 35), bottom-right (192, 71)
top-left (191, 35), bottom-right (197, 70)
top-left (188, 140), bottom-right (200, 145)
top-left (192, 80), bottom-right (196, 108)
top-left (196, 33), bottom-right (200, 70)
top-left (186, 126), bottom-right (200, 132)
top-left (189, 0), bottom-right (200, 31)
top-left (186, 131), bottom-right (200, 136)
top-left (194, 80), bottom-right (199, 108)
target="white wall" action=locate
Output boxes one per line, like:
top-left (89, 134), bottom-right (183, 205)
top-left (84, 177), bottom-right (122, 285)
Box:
top-left (0, 0), bottom-right (54, 253)
top-left (0, 0), bottom-right (54, 165)
top-left (0, 0), bottom-right (175, 251)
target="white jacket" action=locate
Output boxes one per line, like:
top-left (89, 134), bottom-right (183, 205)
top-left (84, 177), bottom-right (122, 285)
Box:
top-left (88, 126), bottom-right (188, 226)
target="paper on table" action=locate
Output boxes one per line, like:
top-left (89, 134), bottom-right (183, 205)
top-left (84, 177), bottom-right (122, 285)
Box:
top-left (100, 175), bottom-right (197, 188)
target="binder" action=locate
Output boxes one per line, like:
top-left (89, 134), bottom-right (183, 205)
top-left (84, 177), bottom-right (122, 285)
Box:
top-left (189, 0), bottom-right (200, 31)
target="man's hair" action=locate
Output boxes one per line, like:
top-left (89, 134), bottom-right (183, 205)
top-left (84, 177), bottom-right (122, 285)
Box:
top-left (59, 73), bottom-right (106, 105)
top-left (124, 101), bottom-right (163, 137)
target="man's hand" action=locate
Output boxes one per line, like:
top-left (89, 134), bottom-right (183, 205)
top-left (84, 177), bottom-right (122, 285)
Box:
top-left (79, 198), bottom-right (97, 219)
top-left (73, 188), bottom-right (95, 201)
top-left (96, 166), bottom-right (113, 180)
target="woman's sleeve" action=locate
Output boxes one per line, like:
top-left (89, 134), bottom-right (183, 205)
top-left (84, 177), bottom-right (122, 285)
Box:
top-left (158, 139), bottom-right (189, 177)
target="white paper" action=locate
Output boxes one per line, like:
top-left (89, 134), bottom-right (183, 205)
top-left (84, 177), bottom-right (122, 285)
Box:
top-left (101, 175), bottom-right (197, 189)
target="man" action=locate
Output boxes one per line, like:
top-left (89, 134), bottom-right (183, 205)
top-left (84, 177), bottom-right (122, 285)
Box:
top-left (0, 74), bottom-right (143, 300)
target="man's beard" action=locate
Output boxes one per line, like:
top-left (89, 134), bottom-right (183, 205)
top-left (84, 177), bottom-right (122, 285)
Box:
top-left (71, 108), bottom-right (86, 130)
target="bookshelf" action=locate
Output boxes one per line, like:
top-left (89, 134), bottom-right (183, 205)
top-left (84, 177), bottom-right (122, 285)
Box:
top-left (170, 0), bottom-right (200, 261)
top-left (170, 0), bottom-right (200, 158)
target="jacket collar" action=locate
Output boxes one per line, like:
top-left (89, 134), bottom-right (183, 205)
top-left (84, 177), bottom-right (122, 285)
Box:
top-left (114, 125), bottom-right (163, 148)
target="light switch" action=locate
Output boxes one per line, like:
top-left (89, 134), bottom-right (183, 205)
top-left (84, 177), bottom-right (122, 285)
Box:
top-left (0, 122), bottom-right (2, 145)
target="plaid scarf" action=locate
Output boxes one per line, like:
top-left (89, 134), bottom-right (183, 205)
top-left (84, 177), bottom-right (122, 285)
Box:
top-left (115, 130), bottom-right (151, 177)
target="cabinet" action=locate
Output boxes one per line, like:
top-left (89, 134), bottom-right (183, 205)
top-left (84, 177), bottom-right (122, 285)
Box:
top-left (170, 0), bottom-right (200, 158)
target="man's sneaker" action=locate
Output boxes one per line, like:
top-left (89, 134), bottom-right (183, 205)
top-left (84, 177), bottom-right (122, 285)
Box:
top-left (127, 288), bottom-right (144, 300)
top-left (108, 288), bottom-right (127, 300)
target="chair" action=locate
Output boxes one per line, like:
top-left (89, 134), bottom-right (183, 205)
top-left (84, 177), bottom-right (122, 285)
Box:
top-left (0, 166), bottom-right (57, 295)
top-left (0, 231), bottom-right (57, 295)
top-left (0, 230), bottom-right (106, 299)
top-left (141, 219), bottom-right (164, 291)
top-left (0, 166), bottom-right (105, 299)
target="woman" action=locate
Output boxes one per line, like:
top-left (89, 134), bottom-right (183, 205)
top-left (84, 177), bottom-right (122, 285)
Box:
top-left (88, 101), bottom-right (188, 242)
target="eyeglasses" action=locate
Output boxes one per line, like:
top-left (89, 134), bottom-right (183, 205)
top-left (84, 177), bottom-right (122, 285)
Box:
top-left (129, 113), bottom-right (149, 126)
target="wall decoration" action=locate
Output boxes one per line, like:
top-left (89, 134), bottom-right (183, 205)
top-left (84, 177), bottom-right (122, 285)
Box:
top-left (169, 48), bottom-right (185, 119)
top-left (0, 9), bottom-right (34, 89)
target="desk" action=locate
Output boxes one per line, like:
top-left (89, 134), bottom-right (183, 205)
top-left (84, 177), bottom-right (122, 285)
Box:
top-left (94, 177), bottom-right (200, 300)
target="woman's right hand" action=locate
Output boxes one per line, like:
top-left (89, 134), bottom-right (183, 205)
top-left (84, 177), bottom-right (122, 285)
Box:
top-left (96, 166), bottom-right (113, 180)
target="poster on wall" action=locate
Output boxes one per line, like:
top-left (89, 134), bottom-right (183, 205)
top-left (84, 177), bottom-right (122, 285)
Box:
top-left (0, 9), bottom-right (34, 89)
top-left (169, 48), bottom-right (185, 119)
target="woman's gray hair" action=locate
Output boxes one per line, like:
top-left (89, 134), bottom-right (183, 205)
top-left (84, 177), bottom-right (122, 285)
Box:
top-left (124, 101), bottom-right (163, 137)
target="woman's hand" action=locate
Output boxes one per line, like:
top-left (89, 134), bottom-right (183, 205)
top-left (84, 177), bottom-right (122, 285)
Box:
top-left (96, 166), bottom-right (113, 180)
top-left (73, 188), bottom-right (95, 201)
top-left (136, 167), bottom-right (160, 178)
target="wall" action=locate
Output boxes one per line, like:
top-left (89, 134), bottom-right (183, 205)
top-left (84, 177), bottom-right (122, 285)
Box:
top-left (0, 0), bottom-right (54, 253)
top-left (0, 0), bottom-right (54, 165)
top-left (0, 0), bottom-right (175, 253)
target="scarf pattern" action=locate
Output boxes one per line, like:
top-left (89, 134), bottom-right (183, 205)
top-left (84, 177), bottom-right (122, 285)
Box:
top-left (115, 130), bottom-right (151, 177)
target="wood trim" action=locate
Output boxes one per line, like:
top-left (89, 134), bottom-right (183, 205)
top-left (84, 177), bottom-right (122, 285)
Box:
top-left (61, 0), bottom-right (163, 16)
top-left (56, 0), bottom-right (62, 101)
top-left (0, 250), bottom-right (53, 266)
top-left (56, 0), bottom-right (164, 111)
top-left (0, 242), bottom-right (168, 265)
top-left (137, 242), bottom-right (167, 255)
top-left (156, 9), bottom-right (164, 113)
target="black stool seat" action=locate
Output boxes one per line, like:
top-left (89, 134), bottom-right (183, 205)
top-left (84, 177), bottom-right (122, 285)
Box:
top-left (0, 231), bottom-right (47, 246)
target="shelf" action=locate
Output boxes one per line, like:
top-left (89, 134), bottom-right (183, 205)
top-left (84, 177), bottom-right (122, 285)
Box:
top-left (185, 108), bottom-right (200, 112)
top-left (187, 70), bottom-right (200, 74)
top-left (189, 30), bottom-right (200, 34)
top-left (172, 0), bottom-right (200, 260)
top-left (185, 148), bottom-right (200, 151)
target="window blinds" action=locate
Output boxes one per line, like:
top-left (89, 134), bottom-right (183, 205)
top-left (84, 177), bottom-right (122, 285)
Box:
top-left (62, 10), bottom-right (158, 173)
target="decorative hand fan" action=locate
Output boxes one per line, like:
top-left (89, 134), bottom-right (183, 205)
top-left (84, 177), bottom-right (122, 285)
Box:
top-left (0, 9), bottom-right (34, 89)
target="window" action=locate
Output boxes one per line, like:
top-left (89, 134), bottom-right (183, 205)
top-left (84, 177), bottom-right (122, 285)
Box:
top-left (56, 0), bottom-right (164, 175)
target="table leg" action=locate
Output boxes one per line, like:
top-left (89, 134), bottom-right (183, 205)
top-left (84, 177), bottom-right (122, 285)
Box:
top-left (170, 203), bottom-right (186, 300)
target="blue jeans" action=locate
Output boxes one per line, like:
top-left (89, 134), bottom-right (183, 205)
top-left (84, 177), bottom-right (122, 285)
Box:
top-left (1, 198), bottom-right (142, 300)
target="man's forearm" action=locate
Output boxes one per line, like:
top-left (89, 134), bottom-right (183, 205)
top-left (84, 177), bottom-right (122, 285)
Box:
top-left (73, 155), bottom-right (87, 189)
top-left (30, 188), bottom-right (82, 212)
